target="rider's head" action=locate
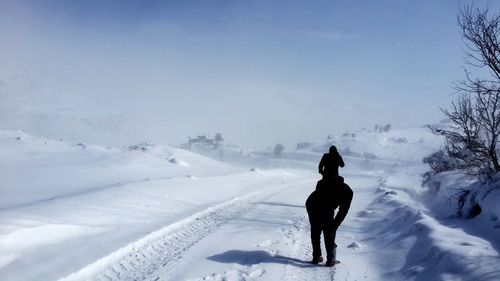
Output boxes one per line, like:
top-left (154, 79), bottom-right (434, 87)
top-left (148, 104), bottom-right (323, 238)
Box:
top-left (329, 145), bottom-right (337, 154)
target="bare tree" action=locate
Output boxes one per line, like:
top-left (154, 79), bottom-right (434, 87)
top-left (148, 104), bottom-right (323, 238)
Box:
top-left (430, 6), bottom-right (500, 178)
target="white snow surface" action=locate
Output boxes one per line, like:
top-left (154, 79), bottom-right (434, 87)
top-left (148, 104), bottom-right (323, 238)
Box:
top-left (1, 127), bottom-right (499, 281)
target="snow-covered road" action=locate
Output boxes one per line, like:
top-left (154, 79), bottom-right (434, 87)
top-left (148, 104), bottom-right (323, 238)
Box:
top-left (60, 173), bottom-right (381, 281)
top-left (171, 174), bottom-right (380, 281)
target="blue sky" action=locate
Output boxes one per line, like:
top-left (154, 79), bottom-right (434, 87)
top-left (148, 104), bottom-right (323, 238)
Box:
top-left (1, 0), bottom-right (498, 148)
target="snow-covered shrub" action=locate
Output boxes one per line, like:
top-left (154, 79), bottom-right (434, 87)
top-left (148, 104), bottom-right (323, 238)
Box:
top-left (422, 150), bottom-right (461, 191)
top-left (273, 143), bottom-right (285, 157)
top-left (424, 150), bottom-right (461, 174)
top-left (374, 124), bottom-right (391, 133)
top-left (128, 142), bottom-right (154, 152)
top-left (424, 157), bottom-right (500, 221)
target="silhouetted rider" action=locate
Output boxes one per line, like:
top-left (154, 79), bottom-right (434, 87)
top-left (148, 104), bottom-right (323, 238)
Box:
top-left (306, 145), bottom-right (351, 267)
top-left (319, 145), bottom-right (345, 178)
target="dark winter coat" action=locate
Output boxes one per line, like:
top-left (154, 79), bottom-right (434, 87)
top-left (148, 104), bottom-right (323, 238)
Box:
top-left (318, 152), bottom-right (345, 178)
top-left (306, 177), bottom-right (353, 230)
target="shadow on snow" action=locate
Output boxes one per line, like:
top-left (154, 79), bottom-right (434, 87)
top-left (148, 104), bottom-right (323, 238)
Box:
top-left (207, 250), bottom-right (315, 268)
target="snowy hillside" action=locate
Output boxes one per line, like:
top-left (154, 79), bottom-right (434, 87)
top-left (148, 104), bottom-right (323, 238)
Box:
top-left (0, 130), bottom-right (237, 209)
top-left (1, 127), bottom-right (499, 281)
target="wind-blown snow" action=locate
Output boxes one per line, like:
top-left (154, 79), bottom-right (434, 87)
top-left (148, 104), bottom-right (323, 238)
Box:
top-left (1, 126), bottom-right (499, 281)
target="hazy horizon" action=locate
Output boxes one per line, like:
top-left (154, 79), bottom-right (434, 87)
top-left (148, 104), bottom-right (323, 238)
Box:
top-left (1, 0), bottom-right (497, 149)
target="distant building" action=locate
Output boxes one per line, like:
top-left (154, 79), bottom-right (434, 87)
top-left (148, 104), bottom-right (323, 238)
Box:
top-left (184, 133), bottom-right (223, 150)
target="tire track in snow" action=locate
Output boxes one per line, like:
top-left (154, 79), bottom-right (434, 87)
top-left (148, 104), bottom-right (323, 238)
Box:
top-left (59, 182), bottom-right (309, 281)
top-left (59, 192), bottom-right (264, 281)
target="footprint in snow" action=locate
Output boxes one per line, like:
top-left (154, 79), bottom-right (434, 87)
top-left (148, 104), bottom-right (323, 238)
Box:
top-left (357, 210), bottom-right (375, 217)
top-left (256, 239), bottom-right (279, 248)
top-left (190, 268), bottom-right (265, 281)
top-left (347, 242), bottom-right (361, 249)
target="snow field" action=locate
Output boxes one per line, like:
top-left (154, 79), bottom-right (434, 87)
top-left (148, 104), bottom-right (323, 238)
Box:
top-left (0, 130), bottom-right (238, 209)
top-left (1, 126), bottom-right (499, 280)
